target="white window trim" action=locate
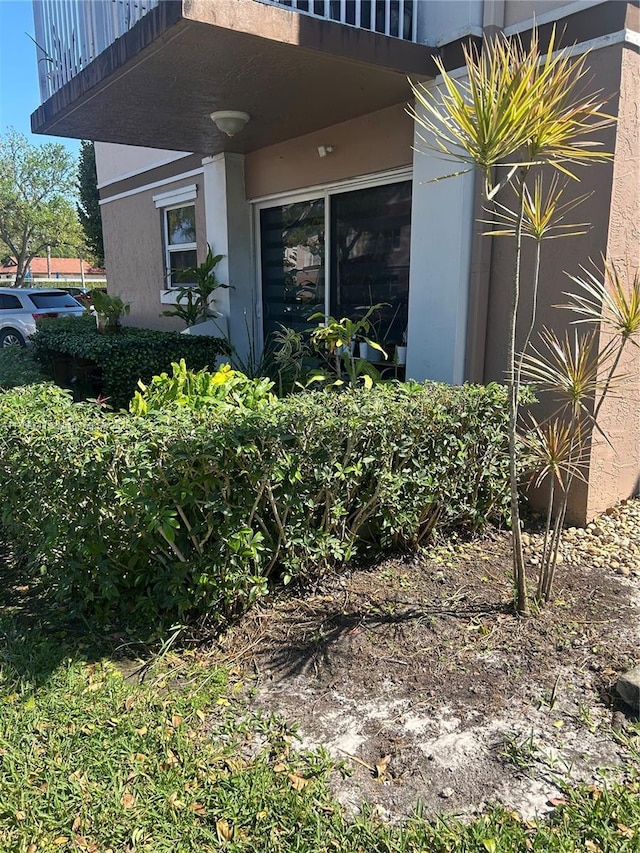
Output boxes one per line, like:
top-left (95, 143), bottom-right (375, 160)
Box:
top-left (253, 167), bottom-right (413, 352)
top-left (153, 183), bottom-right (198, 209)
top-left (162, 201), bottom-right (198, 290)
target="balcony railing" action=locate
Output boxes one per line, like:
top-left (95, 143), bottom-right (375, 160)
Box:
top-left (261, 0), bottom-right (417, 41)
top-left (33, 0), bottom-right (417, 102)
top-left (33, 0), bottom-right (159, 101)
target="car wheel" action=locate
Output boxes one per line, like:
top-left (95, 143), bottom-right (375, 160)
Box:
top-left (0, 329), bottom-right (26, 348)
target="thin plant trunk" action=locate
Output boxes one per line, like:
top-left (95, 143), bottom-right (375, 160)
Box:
top-left (516, 241), bottom-right (542, 393)
top-left (508, 173), bottom-right (529, 614)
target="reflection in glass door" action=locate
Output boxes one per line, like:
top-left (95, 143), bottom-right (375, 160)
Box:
top-left (331, 181), bottom-right (411, 347)
top-left (260, 198), bottom-right (325, 341)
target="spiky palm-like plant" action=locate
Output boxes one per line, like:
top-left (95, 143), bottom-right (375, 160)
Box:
top-left (409, 26), bottom-right (614, 613)
top-left (520, 261), bottom-right (640, 603)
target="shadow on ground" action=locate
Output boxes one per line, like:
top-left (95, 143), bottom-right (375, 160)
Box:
top-left (0, 540), bottom-right (142, 685)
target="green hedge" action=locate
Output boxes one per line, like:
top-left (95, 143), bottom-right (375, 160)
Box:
top-left (0, 348), bottom-right (48, 390)
top-left (31, 316), bottom-right (231, 408)
top-left (0, 381), bottom-right (512, 629)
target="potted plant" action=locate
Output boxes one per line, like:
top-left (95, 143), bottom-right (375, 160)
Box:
top-left (308, 304), bottom-right (387, 388)
top-left (395, 329), bottom-right (408, 366)
top-left (162, 244), bottom-right (230, 328)
top-left (92, 290), bottom-right (130, 334)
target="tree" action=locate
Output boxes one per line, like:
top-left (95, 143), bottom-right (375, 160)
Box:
top-left (0, 129), bottom-right (82, 286)
top-left (77, 140), bottom-right (105, 267)
top-left (409, 27), bottom-right (615, 613)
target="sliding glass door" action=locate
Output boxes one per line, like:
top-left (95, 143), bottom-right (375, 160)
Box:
top-left (260, 178), bottom-right (411, 348)
top-left (260, 198), bottom-right (325, 340)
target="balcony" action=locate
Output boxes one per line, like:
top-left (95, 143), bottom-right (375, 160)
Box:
top-left (31, 0), bottom-right (433, 154)
top-left (34, 0), bottom-right (419, 101)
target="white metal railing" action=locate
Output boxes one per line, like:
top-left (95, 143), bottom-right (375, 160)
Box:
top-left (33, 0), bottom-right (159, 101)
top-left (259, 0), bottom-right (417, 41)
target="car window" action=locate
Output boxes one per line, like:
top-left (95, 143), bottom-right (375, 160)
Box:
top-left (0, 294), bottom-right (23, 310)
top-left (29, 292), bottom-right (82, 309)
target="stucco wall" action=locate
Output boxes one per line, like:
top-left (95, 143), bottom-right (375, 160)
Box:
top-left (95, 142), bottom-right (191, 188)
top-left (416, 0), bottom-right (483, 45)
top-left (244, 102), bottom-right (413, 200)
top-left (100, 175), bottom-right (207, 331)
top-left (503, 0), bottom-right (582, 28)
top-left (586, 42), bottom-right (640, 516)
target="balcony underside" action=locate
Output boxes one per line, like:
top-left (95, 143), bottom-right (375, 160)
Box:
top-left (31, 0), bottom-right (436, 154)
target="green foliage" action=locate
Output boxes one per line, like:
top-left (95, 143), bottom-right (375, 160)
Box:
top-left (92, 290), bottom-right (130, 332)
top-left (31, 316), bottom-right (231, 409)
top-left (76, 140), bottom-right (104, 266)
top-left (0, 381), bottom-right (513, 629)
top-left (0, 129), bottom-right (82, 286)
top-left (0, 347), bottom-right (48, 390)
top-left (162, 245), bottom-right (230, 327)
top-left (131, 360), bottom-right (276, 414)
top-left (307, 305), bottom-right (387, 389)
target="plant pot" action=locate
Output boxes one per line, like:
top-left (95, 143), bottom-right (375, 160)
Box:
top-left (358, 342), bottom-right (370, 361)
top-left (96, 314), bottom-right (121, 334)
top-left (395, 345), bottom-right (407, 366)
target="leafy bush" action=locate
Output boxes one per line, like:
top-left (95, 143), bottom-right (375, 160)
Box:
top-left (130, 359), bottom-right (275, 414)
top-left (31, 316), bottom-right (231, 408)
top-left (0, 348), bottom-right (48, 390)
top-left (0, 381), bottom-right (513, 629)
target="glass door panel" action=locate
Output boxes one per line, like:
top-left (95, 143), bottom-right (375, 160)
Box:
top-left (330, 180), bottom-right (411, 348)
top-left (260, 198), bottom-right (325, 342)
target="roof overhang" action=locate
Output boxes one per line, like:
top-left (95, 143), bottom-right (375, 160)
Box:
top-left (31, 0), bottom-right (437, 155)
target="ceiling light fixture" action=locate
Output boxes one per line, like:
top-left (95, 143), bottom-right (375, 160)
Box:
top-left (210, 110), bottom-right (251, 137)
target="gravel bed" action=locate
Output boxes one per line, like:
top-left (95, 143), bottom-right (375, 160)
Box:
top-left (523, 497), bottom-right (640, 577)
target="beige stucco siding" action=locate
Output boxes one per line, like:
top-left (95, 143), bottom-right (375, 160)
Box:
top-left (586, 42), bottom-right (640, 517)
top-left (503, 0), bottom-right (579, 28)
top-left (101, 176), bottom-right (207, 332)
top-left (245, 102), bottom-right (413, 200)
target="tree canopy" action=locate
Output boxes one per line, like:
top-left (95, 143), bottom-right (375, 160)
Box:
top-left (0, 129), bottom-right (82, 286)
top-left (77, 140), bottom-right (104, 267)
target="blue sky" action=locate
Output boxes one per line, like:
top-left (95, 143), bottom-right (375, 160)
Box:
top-left (0, 0), bottom-right (80, 156)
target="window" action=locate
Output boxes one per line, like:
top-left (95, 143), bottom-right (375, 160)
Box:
top-left (164, 204), bottom-right (197, 287)
top-left (0, 294), bottom-right (22, 309)
top-left (152, 184), bottom-right (199, 289)
top-left (259, 178), bottom-right (411, 346)
top-left (29, 292), bottom-right (82, 309)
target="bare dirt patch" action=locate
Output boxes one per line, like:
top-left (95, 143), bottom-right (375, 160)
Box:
top-left (218, 510), bottom-right (640, 822)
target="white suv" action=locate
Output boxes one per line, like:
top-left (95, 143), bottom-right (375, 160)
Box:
top-left (0, 288), bottom-right (85, 347)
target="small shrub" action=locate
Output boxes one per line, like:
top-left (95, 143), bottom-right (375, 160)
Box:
top-left (0, 348), bottom-right (48, 390)
top-left (130, 359), bottom-right (276, 414)
top-left (0, 381), bottom-right (513, 630)
top-left (31, 316), bottom-right (232, 408)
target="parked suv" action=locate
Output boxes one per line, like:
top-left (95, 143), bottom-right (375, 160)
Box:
top-left (0, 288), bottom-right (85, 347)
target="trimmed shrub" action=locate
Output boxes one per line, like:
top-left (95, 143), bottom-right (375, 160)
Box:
top-left (31, 316), bottom-right (231, 408)
top-left (0, 348), bottom-right (48, 390)
top-left (0, 381), bottom-right (512, 629)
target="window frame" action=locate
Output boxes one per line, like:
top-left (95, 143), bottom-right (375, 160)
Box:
top-left (163, 202), bottom-right (198, 288)
top-left (152, 184), bottom-right (199, 291)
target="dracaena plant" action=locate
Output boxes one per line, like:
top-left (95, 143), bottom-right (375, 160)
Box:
top-left (409, 25), bottom-right (615, 613)
top-left (520, 260), bottom-right (640, 604)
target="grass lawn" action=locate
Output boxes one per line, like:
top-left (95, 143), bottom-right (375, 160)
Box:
top-left (0, 604), bottom-right (638, 853)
